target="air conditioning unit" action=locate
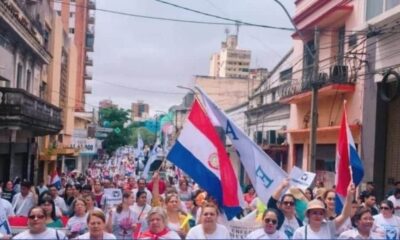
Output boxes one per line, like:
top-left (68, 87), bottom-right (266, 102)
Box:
top-left (330, 65), bottom-right (348, 83)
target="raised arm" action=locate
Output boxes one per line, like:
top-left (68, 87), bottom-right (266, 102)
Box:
top-left (334, 183), bottom-right (355, 229)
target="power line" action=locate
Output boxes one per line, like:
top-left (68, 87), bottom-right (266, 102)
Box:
top-left (51, 0), bottom-right (238, 26)
top-left (153, 0), bottom-right (295, 31)
top-left (93, 81), bottom-right (186, 95)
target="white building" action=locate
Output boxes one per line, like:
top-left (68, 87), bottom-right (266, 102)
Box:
top-left (209, 35), bottom-right (251, 78)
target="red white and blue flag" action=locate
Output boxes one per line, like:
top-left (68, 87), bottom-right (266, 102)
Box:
top-left (335, 102), bottom-right (364, 214)
top-left (167, 99), bottom-right (244, 219)
top-left (51, 169), bottom-right (62, 190)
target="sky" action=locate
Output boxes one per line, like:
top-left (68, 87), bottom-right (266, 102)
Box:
top-left (86, 0), bottom-right (295, 115)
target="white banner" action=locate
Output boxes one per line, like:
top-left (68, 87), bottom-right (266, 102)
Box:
top-left (289, 166), bottom-right (316, 190)
top-left (104, 188), bottom-right (123, 206)
top-left (228, 211), bottom-right (262, 239)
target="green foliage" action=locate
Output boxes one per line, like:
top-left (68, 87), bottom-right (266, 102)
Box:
top-left (99, 107), bottom-right (132, 154)
top-left (130, 127), bottom-right (156, 146)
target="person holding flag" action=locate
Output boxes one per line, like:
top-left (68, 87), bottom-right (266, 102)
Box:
top-left (167, 98), bottom-right (244, 220)
top-left (293, 183), bottom-right (356, 239)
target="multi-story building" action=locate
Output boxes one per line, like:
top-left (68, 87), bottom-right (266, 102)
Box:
top-left (209, 35), bottom-right (251, 78)
top-left (246, 49), bottom-right (293, 171)
top-left (0, 0), bottom-right (63, 182)
top-left (131, 101), bottom-right (149, 121)
top-left (282, 0), bottom-right (365, 188)
top-left (38, 10), bottom-right (79, 181)
top-left (362, 0), bottom-right (400, 198)
top-left (53, 0), bottom-right (95, 111)
top-left (99, 99), bottom-right (117, 109)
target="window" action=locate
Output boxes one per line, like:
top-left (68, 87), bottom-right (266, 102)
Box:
top-left (26, 70), bottom-right (31, 92)
top-left (271, 91), bottom-right (276, 102)
top-left (16, 64), bottom-right (22, 88)
top-left (366, 0), bottom-right (400, 20)
top-left (69, 28), bottom-right (75, 34)
top-left (280, 67), bottom-right (293, 81)
top-left (303, 40), bottom-right (315, 81)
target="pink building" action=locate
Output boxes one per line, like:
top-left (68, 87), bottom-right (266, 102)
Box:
top-left (281, 0), bottom-right (366, 188)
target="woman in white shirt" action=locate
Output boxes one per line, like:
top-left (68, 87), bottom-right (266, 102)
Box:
top-left (66, 198), bottom-right (88, 239)
top-left (373, 200), bottom-right (400, 239)
top-left (13, 206), bottom-right (66, 239)
top-left (131, 190), bottom-right (151, 232)
top-left (339, 207), bottom-right (383, 239)
top-left (293, 183), bottom-right (355, 239)
top-left (246, 209), bottom-right (287, 239)
top-left (186, 202), bottom-right (230, 239)
top-left (106, 191), bottom-right (138, 240)
top-left (138, 207), bottom-right (181, 239)
top-left (77, 209), bottom-right (116, 240)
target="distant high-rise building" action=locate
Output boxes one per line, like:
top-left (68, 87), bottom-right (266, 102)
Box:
top-left (209, 35), bottom-right (251, 78)
top-left (52, 0), bottom-right (96, 111)
top-left (131, 101), bottom-right (149, 121)
top-left (99, 99), bottom-right (117, 109)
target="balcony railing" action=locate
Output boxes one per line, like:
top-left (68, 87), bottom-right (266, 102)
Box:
top-left (84, 85), bottom-right (92, 94)
top-left (88, 0), bottom-right (96, 10)
top-left (280, 64), bottom-right (354, 101)
top-left (0, 87), bottom-right (62, 135)
top-left (85, 57), bottom-right (93, 66)
top-left (84, 72), bottom-right (92, 80)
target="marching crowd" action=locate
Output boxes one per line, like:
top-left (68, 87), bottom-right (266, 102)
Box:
top-left (0, 146), bottom-right (400, 239)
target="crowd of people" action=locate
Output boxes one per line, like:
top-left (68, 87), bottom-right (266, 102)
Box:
top-left (0, 146), bottom-right (400, 239)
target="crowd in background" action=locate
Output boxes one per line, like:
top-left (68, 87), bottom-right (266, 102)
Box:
top-left (0, 146), bottom-right (400, 239)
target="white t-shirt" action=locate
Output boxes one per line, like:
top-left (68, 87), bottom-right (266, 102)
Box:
top-left (11, 192), bottom-right (36, 216)
top-left (130, 203), bottom-right (151, 231)
top-left (246, 228), bottom-right (288, 239)
top-left (110, 208), bottom-right (138, 239)
top-left (293, 221), bottom-right (336, 239)
top-left (281, 216), bottom-right (301, 239)
top-left (13, 228), bottom-right (66, 239)
top-left (338, 228), bottom-right (384, 239)
top-left (388, 196), bottom-right (400, 217)
top-left (373, 214), bottom-right (400, 240)
top-left (54, 196), bottom-right (69, 214)
top-left (186, 223), bottom-right (230, 239)
top-left (67, 214), bottom-right (88, 235)
top-left (77, 232), bottom-right (116, 239)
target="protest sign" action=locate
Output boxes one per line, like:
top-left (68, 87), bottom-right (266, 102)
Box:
top-left (289, 166), bottom-right (316, 190)
top-left (104, 188), bottom-right (123, 206)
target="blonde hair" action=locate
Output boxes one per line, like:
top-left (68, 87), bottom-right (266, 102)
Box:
top-left (87, 209), bottom-right (106, 223)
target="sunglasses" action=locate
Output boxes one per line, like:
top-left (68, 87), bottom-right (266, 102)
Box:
top-left (28, 215), bottom-right (45, 220)
top-left (282, 201), bottom-right (295, 206)
top-left (264, 218), bottom-right (278, 225)
top-left (380, 206), bottom-right (390, 210)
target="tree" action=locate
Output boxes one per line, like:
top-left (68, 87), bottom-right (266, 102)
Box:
top-left (130, 127), bottom-right (156, 147)
top-left (99, 107), bottom-right (132, 154)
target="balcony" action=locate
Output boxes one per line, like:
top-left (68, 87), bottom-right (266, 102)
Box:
top-left (85, 57), bottom-right (93, 66)
top-left (0, 0), bottom-right (51, 63)
top-left (88, 0), bottom-right (96, 10)
top-left (84, 71), bottom-right (92, 80)
top-left (86, 33), bottom-right (95, 52)
top-left (84, 84), bottom-right (92, 94)
top-left (292, 0), bottom-right (353, 39)
top-left (280, 65), bottom-right (355, 104)
top-left (0, 87), bottom-right (62, 135)
top-left (88, 15), bottom-right (95, 24)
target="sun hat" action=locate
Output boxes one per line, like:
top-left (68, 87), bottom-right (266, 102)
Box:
top-left (306, 199), bottom-right (326, 212)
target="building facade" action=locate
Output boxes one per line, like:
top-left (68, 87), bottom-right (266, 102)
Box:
top-left (209, 35), bottom-right (251, 78)
top-left (0, 0), bottom-right (63, 182)
top-left (131, 101), bottom-right (150, 121)
top-left (282, 0), bottom-right (366, 188)
top-left (246, 49), bottom-right (293, 171)
top-left (52, 0), bottom-right (95, 111)
top-left (361, 0), bottom-right (400, 198)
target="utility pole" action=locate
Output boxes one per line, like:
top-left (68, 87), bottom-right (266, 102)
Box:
top-left (309, 27), bottom-right (320, 172)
